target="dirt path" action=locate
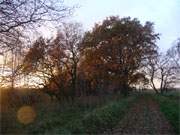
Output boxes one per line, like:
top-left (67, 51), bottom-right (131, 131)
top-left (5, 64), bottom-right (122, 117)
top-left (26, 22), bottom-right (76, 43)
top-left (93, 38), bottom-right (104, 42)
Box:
top-left (112, 96), bottom-right (175, 135)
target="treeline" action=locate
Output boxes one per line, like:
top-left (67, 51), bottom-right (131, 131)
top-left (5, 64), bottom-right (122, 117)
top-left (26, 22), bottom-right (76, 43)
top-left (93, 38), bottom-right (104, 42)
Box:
top-left (0, 1), bottom-right (179, 101)
top-left (21, 16), bottom-right (179, 101)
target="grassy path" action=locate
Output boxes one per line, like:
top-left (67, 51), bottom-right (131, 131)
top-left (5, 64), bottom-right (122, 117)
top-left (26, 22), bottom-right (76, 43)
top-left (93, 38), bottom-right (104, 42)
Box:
top-left (1, 92), bottom-right (178, 134)
top-left (112, 95), bottom-right (175, 135)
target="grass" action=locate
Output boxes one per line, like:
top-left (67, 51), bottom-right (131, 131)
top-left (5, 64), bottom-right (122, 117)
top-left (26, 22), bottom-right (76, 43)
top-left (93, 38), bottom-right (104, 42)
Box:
top-left (1, 88), bottom-right (137, 134)
top-left (82, 96), bottom-right (136, 134)
top-left (154, 92), bottom-right (180, 134)
top-left (27, 95), bottom-right (137, 134)
top-left (27, 105), bottom-right (88, 134)
top-left (2, 88), bottom-right (179, 134)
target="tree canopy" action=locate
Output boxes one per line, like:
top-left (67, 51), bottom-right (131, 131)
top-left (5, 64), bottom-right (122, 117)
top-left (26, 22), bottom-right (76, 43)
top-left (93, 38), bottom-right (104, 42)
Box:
top-left (80, 16), bottom-right (159, 95)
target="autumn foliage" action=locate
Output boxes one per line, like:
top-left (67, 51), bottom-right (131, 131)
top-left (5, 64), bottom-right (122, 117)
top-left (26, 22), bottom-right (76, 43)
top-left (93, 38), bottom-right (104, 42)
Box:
top-left (21, 16), bottom-right (179, 100)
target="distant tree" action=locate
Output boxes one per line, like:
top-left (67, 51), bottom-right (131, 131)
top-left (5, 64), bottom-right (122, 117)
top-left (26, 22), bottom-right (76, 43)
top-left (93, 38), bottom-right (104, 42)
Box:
top-left (167, 38), bottom-right (180, 68)
top-left (0, 34), bottom-right (23, 88)
top-left (80, 16), bottom-right (159, 96)
top-left (22, 37), bottom-right (46, 73)
top-left (146, 49), bottom-right (179, 94)
top-left (157, 54), bottom-right (177, 93)
top-left (164, 39), bottom-right (180, 91)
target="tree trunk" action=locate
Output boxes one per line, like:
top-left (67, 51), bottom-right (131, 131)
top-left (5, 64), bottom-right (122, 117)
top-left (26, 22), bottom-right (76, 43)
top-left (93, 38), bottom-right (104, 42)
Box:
top-left (121, 68), bottom-right (129, 96)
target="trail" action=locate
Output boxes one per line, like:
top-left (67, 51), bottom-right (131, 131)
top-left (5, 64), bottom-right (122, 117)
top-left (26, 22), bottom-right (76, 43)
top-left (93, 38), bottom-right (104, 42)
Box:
top-left (112, 96), bottom-right (174, 135)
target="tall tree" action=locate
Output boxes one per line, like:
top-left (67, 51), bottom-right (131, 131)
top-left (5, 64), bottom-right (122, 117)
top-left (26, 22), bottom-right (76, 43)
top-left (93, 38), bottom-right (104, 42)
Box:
top-left (22, 23), bottom-right (83, 101)
top-left (57, 23), bottom-right (83, 99)
top-left (81, 16), bottom-right (159, 96)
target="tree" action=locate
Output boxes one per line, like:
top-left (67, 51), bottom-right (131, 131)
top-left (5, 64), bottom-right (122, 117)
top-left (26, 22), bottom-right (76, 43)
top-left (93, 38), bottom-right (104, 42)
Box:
top-left (56, 23), bottom-right (83, 100)
top-left (147, 50), bottom-right (179, 94)
top-left (0, 33), bottom-right (23, 88)
top-left (0, 0), bottom-right (74, 88)
top-left (167, 38), bottom-right (180, 68)
top-left (0, 0), bottom-right (72, 32)
top-left (22, 23), bottom-right (83, 101)
top-left (80, 16), bottom-right (159, 96)
top-left (146, 56), bottom-right (159, 93)
top-left (22, 37), bottom-right (46, 73)
top-left (146, 39), bottom-right (180, 94)
top-left (157, 54), bottom-right (177, 93)
top-left (0, 0), bottom-right (73, 49)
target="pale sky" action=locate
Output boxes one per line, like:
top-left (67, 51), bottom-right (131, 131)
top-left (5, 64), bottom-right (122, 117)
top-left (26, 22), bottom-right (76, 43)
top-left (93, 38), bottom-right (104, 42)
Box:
top-left (64, 0), bottom-right (180, 51)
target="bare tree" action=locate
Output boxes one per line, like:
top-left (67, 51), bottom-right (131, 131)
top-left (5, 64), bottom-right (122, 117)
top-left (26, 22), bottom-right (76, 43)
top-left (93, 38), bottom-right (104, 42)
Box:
top-left (0, 0), bottom-right (74, 50)
top-left (146, 51), bottom-right (179, 94)
top-left (157, 54), bottom-right (178, 93)
top-left (0, 0), bottom-right (72, 32)
top-left (167, 38), bottom-right (180, 68)
top-left (57, 22), bottom-right (83, 100)
top-left (0, 33), bottom-right (23, 88)
top-left (146, 56), bottom-right (159, 93)
top-left (0, 0), bottom-right (74, 88)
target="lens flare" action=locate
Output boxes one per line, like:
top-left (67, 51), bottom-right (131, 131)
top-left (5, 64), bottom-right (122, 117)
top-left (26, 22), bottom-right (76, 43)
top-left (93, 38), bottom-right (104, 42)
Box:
top-left (17, 106), bottom-right (36, 125)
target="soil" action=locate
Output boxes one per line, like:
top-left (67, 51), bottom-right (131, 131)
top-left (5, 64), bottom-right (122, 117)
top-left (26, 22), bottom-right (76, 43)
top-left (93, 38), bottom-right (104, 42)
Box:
top-left (112, 96), bottom-right (175, 135)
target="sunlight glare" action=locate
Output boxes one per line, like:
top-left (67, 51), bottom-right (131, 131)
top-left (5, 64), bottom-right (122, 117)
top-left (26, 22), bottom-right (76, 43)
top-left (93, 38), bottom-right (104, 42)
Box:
top-left (17, 106), bottom-right (36, 125)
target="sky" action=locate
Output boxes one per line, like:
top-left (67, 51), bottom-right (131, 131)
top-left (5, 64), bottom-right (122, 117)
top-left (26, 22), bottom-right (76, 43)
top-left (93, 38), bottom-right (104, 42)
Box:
top-left (1, 0), bottom-right (179, 88)
top-left (64, 0), bottom-right (180, 51)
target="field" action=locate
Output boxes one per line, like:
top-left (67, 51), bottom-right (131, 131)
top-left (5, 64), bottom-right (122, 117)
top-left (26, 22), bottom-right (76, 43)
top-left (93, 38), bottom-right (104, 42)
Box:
top-left (0, 88), bottom-right (180, 134)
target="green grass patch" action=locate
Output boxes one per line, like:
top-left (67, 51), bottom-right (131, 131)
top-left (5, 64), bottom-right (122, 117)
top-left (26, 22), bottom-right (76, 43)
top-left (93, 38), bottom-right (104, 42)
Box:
top-left (82, 96), bottom-right (136, 134)
top-left (154, 94), bottom-right (180, 134)
top-left (26, 96), bottom-right (136, 134)
top-left (27, 105), bottom-right (91, 134)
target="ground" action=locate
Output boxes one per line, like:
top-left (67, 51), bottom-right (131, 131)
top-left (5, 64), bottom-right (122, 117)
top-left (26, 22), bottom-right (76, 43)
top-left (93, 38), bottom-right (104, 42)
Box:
top-left (0, 89), bottom-right (179, 134)
top-left (113, 96), bottom-right (174, 135)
